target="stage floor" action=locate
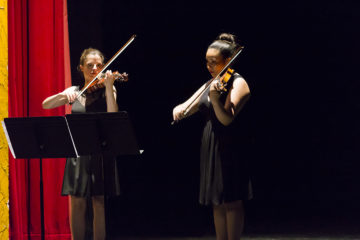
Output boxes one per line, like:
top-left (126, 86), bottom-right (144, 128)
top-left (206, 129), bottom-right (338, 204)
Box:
top-left (108, 207), bottom-right (360, 240)
top-left (113, 236), bottom-right (360, 240)
top-left (109, 219), bottom-right (360, 240)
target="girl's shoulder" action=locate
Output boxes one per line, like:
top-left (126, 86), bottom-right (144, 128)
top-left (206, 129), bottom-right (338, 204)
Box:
top-left (233, 72), bottom-right (244, 80)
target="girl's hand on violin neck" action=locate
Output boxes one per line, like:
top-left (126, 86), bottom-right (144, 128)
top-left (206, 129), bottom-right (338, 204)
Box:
top-left (103, 70), bottom-right (116, 88)
top-left (173, 104), bottom-right (186, 121)
top-left (61, 87), bottom-right (78, 103)
top-left (209, 79), bottom-right (222, 100)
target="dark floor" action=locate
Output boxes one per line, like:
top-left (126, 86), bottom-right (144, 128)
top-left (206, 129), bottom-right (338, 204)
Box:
top-left (106, 180), bottom-right (360, 240)
top-left (108, 214), bottom-right (360, 240)
top-left (112, 235), bottom-right (360, 240)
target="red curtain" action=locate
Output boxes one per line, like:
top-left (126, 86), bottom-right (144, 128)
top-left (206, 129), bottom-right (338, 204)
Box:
top-left (8, 0), bottom-right (72, 239)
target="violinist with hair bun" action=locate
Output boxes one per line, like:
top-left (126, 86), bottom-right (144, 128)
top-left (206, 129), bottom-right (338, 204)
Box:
top-left (42, 48), bottom-right (128, 240)
top-left (173, 33), bottom-right (253, 240)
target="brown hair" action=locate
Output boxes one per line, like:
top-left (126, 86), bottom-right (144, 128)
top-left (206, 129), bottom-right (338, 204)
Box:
top-left (208, 33), bottom-right (242, 59)
top-left (77, 48), bottom-right (105, 72)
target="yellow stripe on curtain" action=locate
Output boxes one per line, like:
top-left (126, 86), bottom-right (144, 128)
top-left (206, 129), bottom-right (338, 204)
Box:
top-left (0, 0), bottom-right (8, 239)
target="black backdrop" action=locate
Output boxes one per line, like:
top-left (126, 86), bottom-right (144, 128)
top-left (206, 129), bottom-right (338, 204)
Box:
top-left (68, 0), bottom-right (360, 237)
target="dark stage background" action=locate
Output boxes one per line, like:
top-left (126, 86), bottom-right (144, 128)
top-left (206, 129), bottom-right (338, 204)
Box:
top-left (67, 0), bottom-right (360, 237)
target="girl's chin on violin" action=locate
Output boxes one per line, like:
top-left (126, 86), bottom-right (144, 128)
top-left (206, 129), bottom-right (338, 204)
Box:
top-left (209, 71), bottom-right (216, 77)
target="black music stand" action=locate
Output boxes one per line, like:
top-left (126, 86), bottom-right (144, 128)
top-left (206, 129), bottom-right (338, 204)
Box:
top-left (2, 112), bottom-right (140, 239)
top-left (2, 116), bottom-right (78, 240)
top-left (65, 111), bottom-right (140, 239)
top-left (65, 111), bottom-right (139, 157)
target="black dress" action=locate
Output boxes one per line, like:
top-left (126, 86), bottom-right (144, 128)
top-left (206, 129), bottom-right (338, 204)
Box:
top-left (61, 87), bottom-right (121, 197)
top-left (198, 73), bottom-right (253, 206)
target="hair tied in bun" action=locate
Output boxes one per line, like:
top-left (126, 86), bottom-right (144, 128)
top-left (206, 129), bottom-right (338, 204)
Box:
top-left (218, 33), bottom-right (236, 45)
top-left (209, 33), bottom-right (240, 59)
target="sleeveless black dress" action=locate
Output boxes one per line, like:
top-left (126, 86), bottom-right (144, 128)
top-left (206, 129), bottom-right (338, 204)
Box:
top-left (61, 88), bottom-right (121, 197)
top-left (198, 73), bottom-right (253, 206)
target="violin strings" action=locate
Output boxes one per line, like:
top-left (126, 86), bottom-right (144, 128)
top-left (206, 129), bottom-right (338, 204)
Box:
top-left (75, 35), bottom-right (136, 98)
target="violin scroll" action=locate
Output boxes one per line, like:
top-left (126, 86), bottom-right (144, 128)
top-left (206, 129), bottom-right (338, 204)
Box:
top-left (98, 71), bottom-right (128, 82)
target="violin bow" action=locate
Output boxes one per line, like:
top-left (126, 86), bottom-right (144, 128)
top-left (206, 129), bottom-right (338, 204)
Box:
top-left (171, 46), bottom-right (244, 125)
top-left (72, 34), bottom-right (136, 103)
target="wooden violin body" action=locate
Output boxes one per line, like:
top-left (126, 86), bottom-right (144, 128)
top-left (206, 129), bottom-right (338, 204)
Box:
top-left (84, 71), bottom-right (128, 93)
top-left (218, 68), bottom-right (235, 92)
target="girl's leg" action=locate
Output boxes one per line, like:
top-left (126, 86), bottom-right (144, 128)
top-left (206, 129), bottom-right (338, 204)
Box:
top-left (213, 203), bottom-right (228, 240)
top-left (225, 200), bottom-right (244, 240)
top-left (70, 196), bottom-right (87, 240)
top-left (92, 195), bottom-right (105, 240)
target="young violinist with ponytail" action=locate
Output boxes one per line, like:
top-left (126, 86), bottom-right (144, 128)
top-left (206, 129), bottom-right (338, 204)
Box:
top-left (173, 33), bottom-right (253, 240)
top-left (42, 48), bottom-right (128, 240)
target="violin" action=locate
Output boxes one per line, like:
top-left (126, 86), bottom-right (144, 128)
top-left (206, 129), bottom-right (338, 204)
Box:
top-left (171, 46), bottom-right (244, 125)
top-left (217, 68), bottom-right (235, 92)
top-left (85, 71), bottom-right (128, 93)
top-left (70, 35), bottom-right (136, 104)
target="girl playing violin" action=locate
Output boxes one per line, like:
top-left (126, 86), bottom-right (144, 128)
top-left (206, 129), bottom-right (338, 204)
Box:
top-left (42, 48), bottom-right (128, 240)
top-left (173, 33), bottom-right (252, 240)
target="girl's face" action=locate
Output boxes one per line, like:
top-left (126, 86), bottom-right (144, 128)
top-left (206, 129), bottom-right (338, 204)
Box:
top-left (206, 48), bottom-right (229, 78)
top-left (79, 53), bottom-right (103, 83)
